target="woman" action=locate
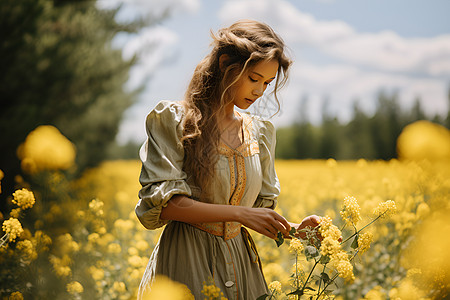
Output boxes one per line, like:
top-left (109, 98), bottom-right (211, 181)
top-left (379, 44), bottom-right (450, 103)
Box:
top-left (135, 20), bottom-right (320, 299)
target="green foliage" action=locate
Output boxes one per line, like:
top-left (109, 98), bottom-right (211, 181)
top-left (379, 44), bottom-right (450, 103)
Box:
top-left (276, 90), bottom-right (450, 160)
top-left (0, 0), bottom-right (147, 209)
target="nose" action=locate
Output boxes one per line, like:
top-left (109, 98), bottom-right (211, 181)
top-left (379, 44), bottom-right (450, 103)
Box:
top-left (253, 87), bottom-right (263, 97)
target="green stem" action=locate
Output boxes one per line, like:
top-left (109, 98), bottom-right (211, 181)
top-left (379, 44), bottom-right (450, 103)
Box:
top-left (317, 250), bottom-right (359, 298)
top-left (300, 258), bottom-right (320, 293)
top-left (341, 213), bottom-right (384, 245)
top-left (316, 264), bottom-right (327, 296)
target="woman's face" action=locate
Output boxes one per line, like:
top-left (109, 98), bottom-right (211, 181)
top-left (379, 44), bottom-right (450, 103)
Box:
top-left (231, 59), bottom-right (279, 110)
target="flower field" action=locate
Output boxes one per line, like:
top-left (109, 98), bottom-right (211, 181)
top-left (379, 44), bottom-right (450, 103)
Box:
top-left (2, 157), bottom-right (449, 299)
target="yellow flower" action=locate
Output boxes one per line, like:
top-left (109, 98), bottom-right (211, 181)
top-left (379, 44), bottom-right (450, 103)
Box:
top-left (333, 251), bottom-right (355, 283)
top-left (57, 233), bottom-right (79, 253)
top-left (12, 188), bottom-right (35, 210)
top-left (320, 236), bottom-right (340, 257)
top-left (16, 239), bottom-right (38, 261)
top-left (108, 243), bottom-right (122, 254)
top-left (358, 232), bottom-right (373, 254)
top-left (10, 208), bottom-right (21, 218)
top-left (340, 196), bottom-right (361, 226)
top-left (319, 216), bottom-right (333, 234)
top-left (89, 199), bottom-right (104, 217)
top-left (136, 240), bottom-right (149, 252)
top-left (34, 230), bottom-right (52, 253)
top-left (388, 278), bottom-right (425, 300)
top-left (373, 200), bottom-right (397, 218)
top-left (363, 285), bottom-right (385, 300)
top-left (88, 233), bottom-right (100, 244)
top-left (17, 125), bottom-right (76, 173)
top-left (114, 219), bottom-right (134, 233)
top-left (2, 218), bottom-right (24, 242)
top-left (268, 280), bottom-right (282, 294)
top-left (89, 266), bottom-right (105, 281)
top-left (128, 255), bottom-right (144, 268)
top-left (128, 246), bottom-right (138, 256)
top-left (66, 281), bottom-right (84, 294)
top-left (201, 282), bottom-right (224, 299)
top-left (113, 281), bottom-right (126, 293)
top-left (288, 238), bottom-right (304, 253)
top-left (142, 275), bottom-right (194, 300)
top-left (8, 291), bottom-right (24, 300)
top-left (50, 255), bottom-right (72, 278)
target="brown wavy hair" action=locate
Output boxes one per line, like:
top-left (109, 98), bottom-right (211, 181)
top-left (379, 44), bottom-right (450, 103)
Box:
top-left (181, 19), bottom-right (292, 200)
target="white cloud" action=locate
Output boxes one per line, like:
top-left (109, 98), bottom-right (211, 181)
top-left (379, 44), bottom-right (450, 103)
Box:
top-left (218, 0), bottom-right (450, 126)
top-left (219, 0), bottom-right (450, 75)
top-left (97, 0), bottom-right (200, 20)
top-left (122, 26), bottom-right (178, 90)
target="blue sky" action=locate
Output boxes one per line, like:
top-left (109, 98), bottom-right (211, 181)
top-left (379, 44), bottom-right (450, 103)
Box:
top-left (101, 0), bottom-right (450, 144)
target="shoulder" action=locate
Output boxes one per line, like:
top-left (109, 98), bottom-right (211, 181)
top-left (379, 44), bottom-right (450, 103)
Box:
top-left (242, 112), bottom-right (275, 139)
top-left (148, 100), bottom-right (184, 122)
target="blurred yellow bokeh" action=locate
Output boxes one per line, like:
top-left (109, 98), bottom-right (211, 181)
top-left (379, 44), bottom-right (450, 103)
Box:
top-left (397, 120), bottom-right (450, 161)
top-left (17, 125), bottom-right (76, 173)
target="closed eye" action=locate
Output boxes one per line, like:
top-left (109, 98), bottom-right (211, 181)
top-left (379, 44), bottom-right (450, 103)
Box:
top-left (248, 76), bottom-right (257, 82)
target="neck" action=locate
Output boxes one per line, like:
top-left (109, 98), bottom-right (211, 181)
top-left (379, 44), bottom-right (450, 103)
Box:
top-left (222, 102), bottom-right (236, 122)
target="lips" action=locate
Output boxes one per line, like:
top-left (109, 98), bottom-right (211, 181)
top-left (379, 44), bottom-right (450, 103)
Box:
top-left (245, 98), bottom-right (255, 104)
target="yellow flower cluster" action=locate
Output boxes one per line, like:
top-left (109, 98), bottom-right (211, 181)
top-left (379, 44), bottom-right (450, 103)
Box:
top-left (373, 200), bottom-right (397, 218)
top-left (34, 230), bottom-right (52, 253)
top-left (333, 251), bottom-right (355, 283)
top-left (12, 188), bottom-right (35, 210)
top-left (358, 232), bottom-right (373, 254)
top-left (107, 242), bottom-right (122, 254)
top-left (50, 255), bottom-right (72, 278)
top-left (288, 238), bottom-right (304, 253)
top-left (201, 282), bottom-right (226, 300)
top-left (56, 233), bottom-right (80, 254)
top-left (320, 236), bottom-right (341, 257)
top-left (2, 218), bottom-right (23, 242)
top-left (16, 239), bottom-right (38, 262)
top-left (319, 216), bottom-right (342, 258)
top-left (66, 281), bottom-right (84, 294)
top-left (17, 125), bottom-right (76, 173)
top-left (340, 196), bottom-right (361, 226)
top-left (8, 291), bottom-right (24, 300)
top-left (113, 281), bottom-right (126, 293)
top-left (268, 280), bottom-right (282, 294)
top-left (89, 198), bottom-right (104, 217)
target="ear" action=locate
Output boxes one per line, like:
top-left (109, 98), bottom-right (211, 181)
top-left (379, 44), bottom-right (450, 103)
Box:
top-left (219, 54), bottom-right (230, 72)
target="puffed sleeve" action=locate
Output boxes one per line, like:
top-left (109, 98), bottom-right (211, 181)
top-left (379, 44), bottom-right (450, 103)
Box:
top-left (135, 101), bottom-right (192, 230)
top-left (253, 119), bottom-right (280, 209)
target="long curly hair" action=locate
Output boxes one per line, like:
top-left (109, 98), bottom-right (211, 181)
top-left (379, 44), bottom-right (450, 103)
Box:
top-left (181, 20), bottom-right (291, 200)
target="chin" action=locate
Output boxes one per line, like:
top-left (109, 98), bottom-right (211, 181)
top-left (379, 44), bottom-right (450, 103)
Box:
top-left (235, 102), bottom-right (251, 110)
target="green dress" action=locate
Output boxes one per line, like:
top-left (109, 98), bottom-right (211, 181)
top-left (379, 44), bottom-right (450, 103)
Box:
top-left (135, 100), bottom-right (280, 300)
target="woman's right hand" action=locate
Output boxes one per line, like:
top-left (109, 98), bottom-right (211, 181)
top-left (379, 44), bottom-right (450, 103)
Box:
top-left (236, 207), bottom-right (291, 240)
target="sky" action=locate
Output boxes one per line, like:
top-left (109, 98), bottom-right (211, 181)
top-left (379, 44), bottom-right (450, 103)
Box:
top-left (97, 0), bottom-right (450, 144)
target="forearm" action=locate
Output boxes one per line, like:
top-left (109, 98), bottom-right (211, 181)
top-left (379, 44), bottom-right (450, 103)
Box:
top-left (160, 195), bottom-right (244, 223)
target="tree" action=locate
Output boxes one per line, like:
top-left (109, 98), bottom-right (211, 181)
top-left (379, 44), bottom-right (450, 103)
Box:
top-left (0, 0), bottom-right (152, 208)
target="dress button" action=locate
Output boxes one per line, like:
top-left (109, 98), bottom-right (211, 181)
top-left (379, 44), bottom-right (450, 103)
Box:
top-left (225, 281), bottom-right (234, 288)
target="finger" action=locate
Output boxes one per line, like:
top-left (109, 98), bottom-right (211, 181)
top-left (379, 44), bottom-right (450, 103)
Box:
top-left (310, 215), bottom-right (321, 225)
top-left (272, 214), bottom-right (291, 235)
top-left (262, 227), bottom-right (277, 239)
top-left (270, 219), bottom-right (289, 236)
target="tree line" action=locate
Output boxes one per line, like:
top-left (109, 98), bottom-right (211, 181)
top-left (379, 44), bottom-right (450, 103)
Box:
top-left (276, 90), bottom-right (450, 160)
